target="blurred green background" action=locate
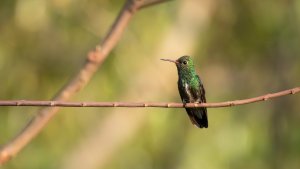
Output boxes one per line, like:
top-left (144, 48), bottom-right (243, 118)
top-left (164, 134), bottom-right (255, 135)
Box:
top-left (1, 0), bottom-right (300, 169)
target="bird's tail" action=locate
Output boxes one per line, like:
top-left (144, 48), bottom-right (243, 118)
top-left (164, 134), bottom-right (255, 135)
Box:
top-left (189, 108), bottom-right (208, 128)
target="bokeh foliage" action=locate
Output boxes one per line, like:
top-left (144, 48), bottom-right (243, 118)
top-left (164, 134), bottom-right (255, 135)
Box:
top-left (0, 0), bottom-right (299, 169)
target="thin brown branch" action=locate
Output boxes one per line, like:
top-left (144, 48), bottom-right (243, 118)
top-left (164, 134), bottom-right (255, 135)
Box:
top-left (139, 0), bottom-right (173, 9)
top-left (0, 87), bottom-right (298, 108)
top-left (0, 0), bottom-right (171, 165)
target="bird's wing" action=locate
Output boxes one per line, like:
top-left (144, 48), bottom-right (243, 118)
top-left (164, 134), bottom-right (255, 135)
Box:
top-left (190, 75), bottom-right (206, 103)
top-left (191, 75), bottom-right (208, 128)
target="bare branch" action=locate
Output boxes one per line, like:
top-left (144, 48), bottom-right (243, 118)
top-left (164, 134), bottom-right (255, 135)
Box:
top-left (0, 87), bottom-right (298, 108)
top-left (138, 0), bottom-right (173, 9)
top-left (0, 0), bottom-right (170, 165)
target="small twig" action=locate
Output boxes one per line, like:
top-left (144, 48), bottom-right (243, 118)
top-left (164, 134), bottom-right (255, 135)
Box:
top-left (0, 87), bottom-right (299, 108)
top-left (139, 0), bottom-right (173, 9)
top-left (0, 0), bottom-right (171, 165)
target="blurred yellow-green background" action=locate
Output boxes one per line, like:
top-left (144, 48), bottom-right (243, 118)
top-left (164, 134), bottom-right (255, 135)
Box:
top-left (1, 0), bottom-right (300, 169)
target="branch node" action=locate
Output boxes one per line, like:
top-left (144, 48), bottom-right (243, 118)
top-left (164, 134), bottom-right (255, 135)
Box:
top-left (291, 89), bottom-right (296, 94)
top-left (144, 103), bottom-right (149, 107)
top-left (263, 94), bottom-right (270, 101)
top-left (16, 100), bottom-right (25, 106)
top-left (50, 101), bottom-right (55, 106)
top-left (82, 102), bottom-right (87, 107)
top-left (113, 102), bottom-right (118, 107)
top-left (128, 0), bottom-right (143, 13)
top-left (227, 101), bottom-right (234, 106)
top-left (87, 46), bottom-right (103, 63)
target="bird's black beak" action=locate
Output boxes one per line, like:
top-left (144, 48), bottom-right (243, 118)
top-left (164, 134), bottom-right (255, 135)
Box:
top-left (160, 58), bottom-right (178, 64)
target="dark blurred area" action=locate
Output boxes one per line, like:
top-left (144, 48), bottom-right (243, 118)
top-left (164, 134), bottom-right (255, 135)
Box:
top-left (0, 0), bottom-right (299, 169)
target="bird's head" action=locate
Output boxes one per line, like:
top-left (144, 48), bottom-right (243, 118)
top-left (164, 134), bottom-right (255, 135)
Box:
top-left (161, 55), bottom-right (195, 76)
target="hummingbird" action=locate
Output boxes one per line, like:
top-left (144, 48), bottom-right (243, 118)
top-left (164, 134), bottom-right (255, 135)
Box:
top-left (161, 55), bottom-right (208, 128)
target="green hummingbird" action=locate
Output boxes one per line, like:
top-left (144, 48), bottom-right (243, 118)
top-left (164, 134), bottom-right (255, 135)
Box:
top-left (161, 55), bottom-right (208, 128)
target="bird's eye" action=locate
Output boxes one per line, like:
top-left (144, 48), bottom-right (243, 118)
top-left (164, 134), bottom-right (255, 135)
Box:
top-left (183, 61), bottom-right (187, 65)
